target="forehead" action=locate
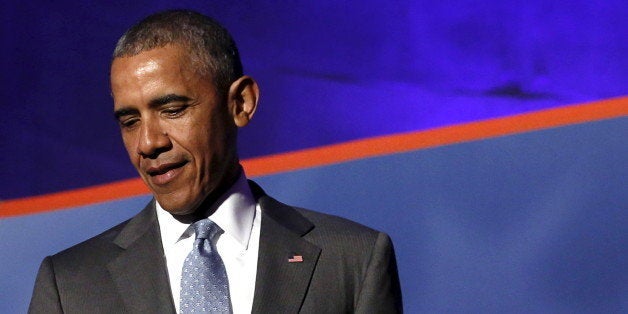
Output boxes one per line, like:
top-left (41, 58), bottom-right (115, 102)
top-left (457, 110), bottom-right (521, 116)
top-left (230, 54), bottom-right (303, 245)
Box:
top-left (111, 45), bottom-right (191, 82)
top-left (110, 45), bottom-right (210, 105)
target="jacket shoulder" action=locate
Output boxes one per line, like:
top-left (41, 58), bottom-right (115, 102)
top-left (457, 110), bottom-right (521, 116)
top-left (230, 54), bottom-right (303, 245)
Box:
top-left (296, 207), bottom-right (380, 237)
top-left (291, 207), bottom-right (390, 261)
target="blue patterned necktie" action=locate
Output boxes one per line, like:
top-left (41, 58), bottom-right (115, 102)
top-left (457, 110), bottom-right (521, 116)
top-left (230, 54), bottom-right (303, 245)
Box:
top-left (180, 219), bottom-right (232, 313)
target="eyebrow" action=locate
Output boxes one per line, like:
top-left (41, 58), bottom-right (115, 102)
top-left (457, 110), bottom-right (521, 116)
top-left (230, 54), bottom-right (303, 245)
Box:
top-left (113, 108), bottom-right (136, 120)
top-left (113, 94), bottom-right (192, 120)
top-left (149, 94), bottom-right (192, 107)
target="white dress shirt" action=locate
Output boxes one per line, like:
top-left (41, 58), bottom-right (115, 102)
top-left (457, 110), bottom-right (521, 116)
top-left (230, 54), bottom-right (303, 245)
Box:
top-left (156, 173), bottom-right (261, 314)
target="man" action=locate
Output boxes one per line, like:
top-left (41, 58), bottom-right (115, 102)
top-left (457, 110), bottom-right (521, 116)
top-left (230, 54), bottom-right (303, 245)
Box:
top-left (29, 10), bottom-right (402, 313)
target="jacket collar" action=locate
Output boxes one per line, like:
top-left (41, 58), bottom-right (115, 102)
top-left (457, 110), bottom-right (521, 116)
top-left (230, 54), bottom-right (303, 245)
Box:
top-left (108, 181), bottom-right (322, 313)
top-left (249, 181), bottom-right (322, 313)
top-left (109, 200), bottom-right (176, 313)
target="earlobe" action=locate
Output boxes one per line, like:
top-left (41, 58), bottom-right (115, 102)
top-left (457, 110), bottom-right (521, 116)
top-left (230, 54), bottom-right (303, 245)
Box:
top-left (228, 76), bottom-right (259, 127)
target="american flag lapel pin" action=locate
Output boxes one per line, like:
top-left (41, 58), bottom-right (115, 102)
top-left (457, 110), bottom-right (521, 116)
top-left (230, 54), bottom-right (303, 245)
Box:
top-left (288, 254), bottom-right (303, 263)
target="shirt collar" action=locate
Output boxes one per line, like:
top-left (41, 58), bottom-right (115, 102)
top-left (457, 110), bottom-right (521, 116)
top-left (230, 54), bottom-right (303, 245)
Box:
top-left (156, 172), bottom-right (256, 250)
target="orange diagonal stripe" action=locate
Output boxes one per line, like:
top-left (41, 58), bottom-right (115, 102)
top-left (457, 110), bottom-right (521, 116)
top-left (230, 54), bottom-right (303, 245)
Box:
top-left (241, 96), bottom-right (627, 176)
top-left (2, 96), bottom-right (626, 218)
top-left (1, 178), bottom-right (149, 218)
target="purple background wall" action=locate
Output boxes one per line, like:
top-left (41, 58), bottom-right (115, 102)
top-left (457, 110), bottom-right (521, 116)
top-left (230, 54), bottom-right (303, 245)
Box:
top-left (1, 1), bottom-right (626, 312)
top-left (2, 0), bottom-right (626, 199)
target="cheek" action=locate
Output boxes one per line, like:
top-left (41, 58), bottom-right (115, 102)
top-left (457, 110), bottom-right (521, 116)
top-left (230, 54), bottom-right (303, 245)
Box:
top-left (121, 132), bottom-right (140, 165)
top-left (169, 107), bottom-right (230, 163)
top-left (175, 114), bottom-right (214, 149)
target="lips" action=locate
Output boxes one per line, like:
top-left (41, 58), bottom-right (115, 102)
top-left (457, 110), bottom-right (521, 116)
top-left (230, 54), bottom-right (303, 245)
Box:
top-left (145, 160), bottom-right (188, 186)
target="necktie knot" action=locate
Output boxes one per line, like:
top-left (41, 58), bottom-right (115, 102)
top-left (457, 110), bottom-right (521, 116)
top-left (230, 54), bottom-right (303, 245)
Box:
top-left (193, 219), bottom-right (221, 240)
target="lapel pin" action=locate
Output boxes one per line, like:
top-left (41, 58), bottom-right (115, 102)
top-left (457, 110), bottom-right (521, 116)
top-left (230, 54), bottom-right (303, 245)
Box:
top-left (288, 255), bottom-right (303, 263)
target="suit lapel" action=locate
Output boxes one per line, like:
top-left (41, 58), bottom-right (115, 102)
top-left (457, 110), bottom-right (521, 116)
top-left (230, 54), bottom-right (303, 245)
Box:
top-left (251, 183), bottom-right (322, 313)
top-left (107, 201), bottom-right (175, 313)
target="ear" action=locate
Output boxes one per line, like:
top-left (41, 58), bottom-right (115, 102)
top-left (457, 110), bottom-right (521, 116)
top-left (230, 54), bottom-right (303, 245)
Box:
top-left (227, 75), bottom-right (259, 127)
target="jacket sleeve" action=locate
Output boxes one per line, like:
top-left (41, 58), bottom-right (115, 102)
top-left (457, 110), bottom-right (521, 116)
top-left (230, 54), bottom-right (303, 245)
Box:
top-left (355, 232), bottom-right (403, 313)
top-left (29, 256), bottom-right (63, 314)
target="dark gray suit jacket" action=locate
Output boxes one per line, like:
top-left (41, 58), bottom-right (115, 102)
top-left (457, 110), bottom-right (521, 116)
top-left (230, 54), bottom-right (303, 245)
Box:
top-left (29, 182), bottom-right (402, 313)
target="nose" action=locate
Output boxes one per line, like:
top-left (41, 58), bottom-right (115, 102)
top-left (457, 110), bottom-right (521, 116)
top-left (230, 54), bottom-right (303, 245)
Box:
top-left (136, 118), bottom-right (171, 158)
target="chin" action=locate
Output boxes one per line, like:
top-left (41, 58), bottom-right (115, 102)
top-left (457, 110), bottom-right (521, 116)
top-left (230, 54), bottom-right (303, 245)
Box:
top-left (164, 206), bottom-right (194, 216)
top-left (155, 196), bottom-right (196, 215)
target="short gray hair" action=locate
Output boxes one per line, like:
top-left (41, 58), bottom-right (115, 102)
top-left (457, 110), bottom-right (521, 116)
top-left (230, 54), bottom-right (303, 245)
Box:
top-left (113, 10), bottom-right (243, 95)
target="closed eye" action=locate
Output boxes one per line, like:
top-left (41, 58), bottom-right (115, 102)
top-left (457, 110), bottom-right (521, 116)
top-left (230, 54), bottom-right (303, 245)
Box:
top-left (114, 108), bottom-right (140, 129)
top-left (161, 105), bottom-right (188, 118)
top-left (118, 116), bottom-right (140, 129)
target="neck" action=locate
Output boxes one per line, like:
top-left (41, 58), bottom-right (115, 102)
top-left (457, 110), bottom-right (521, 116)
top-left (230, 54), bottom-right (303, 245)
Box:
top-left (173, 164), bottom-right (242, 223)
